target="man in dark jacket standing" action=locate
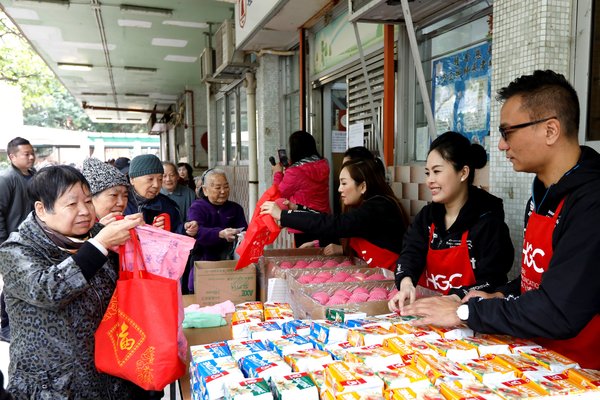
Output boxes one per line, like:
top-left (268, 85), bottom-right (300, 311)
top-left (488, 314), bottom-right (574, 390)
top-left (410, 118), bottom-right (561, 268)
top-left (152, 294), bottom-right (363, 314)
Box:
top-left (399, 70), bottom-right (600, 370)
top-left (0, 137), bottom-right (35, 342)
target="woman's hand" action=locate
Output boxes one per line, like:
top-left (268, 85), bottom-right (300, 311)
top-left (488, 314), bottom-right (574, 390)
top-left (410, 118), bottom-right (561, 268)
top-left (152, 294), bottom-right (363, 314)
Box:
top-left (323, 244), bottom-right (343, 256)
top-left (388, 276), bottom-right (416, 312)
top-left (462, 290), bottom-right (504, 302)
top-left (219, 228), bottom-right (239, 242)
top-left (271, 163), bottom-right (284, 174)
top-left (184, 221), bottom-right (199, 237)
top-left (152, 215), bottom-right (166, 230)
top-left (95, 214), bottom-right (144, 249)
top-left (260, 201), bottom-right (282, 221)
top-left (98, 211), bottom-right (123, 226)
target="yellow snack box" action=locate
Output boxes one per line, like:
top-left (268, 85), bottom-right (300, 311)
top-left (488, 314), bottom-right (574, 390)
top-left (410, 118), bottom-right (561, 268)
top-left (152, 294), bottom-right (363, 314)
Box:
top-left (440, 380), bottom-right (504, 400)
top-left (376, 362), bottom-right (431, 391)
top-left (424, 338), bottom-right (478, 362)
top-left (263, 307), bottom-right (294, 322)
top-left (567, 368), bottom-right (600, 390)
top-left (480, 334), bottom-right (541, 354)
top-left (393, 324), bottom-right (441, 342)
top-left (383, 337), bottom-right (417, 364)
top-left (384, 387), bottom-right (444, 400)
top-left (457, 354), bottom-right (517, 385)
top-left (430, 325), bottom-right (474, 340)
top-left (335, 392), bottom-right (385, 400)
top-left (231, 311), bottom-right (262, 339)
top-left (236, 301), bottom-right (264, 311)
top-left (414, 353), bottom-right (474, 385)
top-left (310, 368), bottom-right (326, 390)
top-left (400, 338), bottom-right (439, 358)
top-left (493, 354), bottom-right (545, 377)
top-left (529, 372), bottom-right (591, 395)
top-left (321, 388), bottom-right (336, 400)
top-left (461, 335), bottom-right (511, 356)
top-left (285, 348), bottom-right (333, 372)
top-left (323, 361), bottom-right (383, 396)
top-left (493, 377), bottom-right (549, 399)
top-left (347, 325), bottom-right (397, 347)
top-left (519, 347), bottom-right (579, 372)
top-left (345, 344), bottom-right (402, 371)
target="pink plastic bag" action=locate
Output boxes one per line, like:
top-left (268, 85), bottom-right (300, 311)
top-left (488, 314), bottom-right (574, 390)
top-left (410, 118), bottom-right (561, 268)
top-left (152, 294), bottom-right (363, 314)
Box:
top-left (120, 225), bottom-right (196, 362)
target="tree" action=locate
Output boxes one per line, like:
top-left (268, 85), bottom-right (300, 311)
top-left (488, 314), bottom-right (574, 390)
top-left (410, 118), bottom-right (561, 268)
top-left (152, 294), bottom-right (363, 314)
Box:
top-left (0, 13), bottom-right (145, 133)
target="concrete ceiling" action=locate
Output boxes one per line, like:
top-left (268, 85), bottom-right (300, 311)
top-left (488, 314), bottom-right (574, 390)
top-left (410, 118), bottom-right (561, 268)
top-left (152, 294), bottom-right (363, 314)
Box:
top-left (0, 0), bottom-right (236, 124)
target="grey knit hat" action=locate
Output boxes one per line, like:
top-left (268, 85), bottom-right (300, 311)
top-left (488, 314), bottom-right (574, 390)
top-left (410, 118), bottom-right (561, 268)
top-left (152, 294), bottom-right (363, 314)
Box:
top-left (82, 157), bottom-right (129, 195)
top-left (129, 154), bottom-right (164, 178)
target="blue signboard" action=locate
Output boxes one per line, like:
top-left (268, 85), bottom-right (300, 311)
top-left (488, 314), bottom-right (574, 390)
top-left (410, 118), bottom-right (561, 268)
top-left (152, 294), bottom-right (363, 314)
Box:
top-left (431, 41), bottom-right (492, 150)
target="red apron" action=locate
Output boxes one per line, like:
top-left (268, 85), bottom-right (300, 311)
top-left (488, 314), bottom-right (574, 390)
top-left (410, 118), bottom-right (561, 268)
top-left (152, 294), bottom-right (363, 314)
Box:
top-left (417, 224), bottom-right (476, 295)
top-left (521, 199), bottom-right (600, 369)
top-left (349, 237), bottom-right (399, 271)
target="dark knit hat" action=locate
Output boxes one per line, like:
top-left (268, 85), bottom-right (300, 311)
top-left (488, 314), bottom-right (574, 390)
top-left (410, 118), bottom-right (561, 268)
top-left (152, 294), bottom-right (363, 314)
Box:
top-left (114, 157), bottom-right (130, 174)
top-left (82, 157), bottom-right (129, 195)
top-left (129, 154), bottom-right (164, 178)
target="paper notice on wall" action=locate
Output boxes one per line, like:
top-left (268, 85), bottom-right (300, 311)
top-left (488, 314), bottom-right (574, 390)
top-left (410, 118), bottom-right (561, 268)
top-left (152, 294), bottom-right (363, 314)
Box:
top-left (348, 122), bottom-right (364, 148)
top-left (332, 130), bottom-right (347, 153)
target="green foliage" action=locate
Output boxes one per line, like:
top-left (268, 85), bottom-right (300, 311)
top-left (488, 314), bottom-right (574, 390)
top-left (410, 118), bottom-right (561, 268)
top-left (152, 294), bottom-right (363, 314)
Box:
top-left (0, 14), bottom-right (145, 133)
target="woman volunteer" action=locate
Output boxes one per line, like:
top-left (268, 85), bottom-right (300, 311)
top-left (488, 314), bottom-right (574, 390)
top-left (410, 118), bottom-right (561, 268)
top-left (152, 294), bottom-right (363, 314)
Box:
top-left (389, 131), bottom-right (513, 311)
top-left (261, 158), bottom-right (407, 270)
top-left (0, 165), bottom-right (143, 399)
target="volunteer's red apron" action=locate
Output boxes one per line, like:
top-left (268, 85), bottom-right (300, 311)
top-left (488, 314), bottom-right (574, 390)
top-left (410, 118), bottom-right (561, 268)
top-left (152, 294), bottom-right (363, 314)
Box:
top-left (349, 237), bottom-right (399, 271)
top-left (521, 198), bottom-right (600, 369)
top-left (417, 223), bottom-right (476, 295)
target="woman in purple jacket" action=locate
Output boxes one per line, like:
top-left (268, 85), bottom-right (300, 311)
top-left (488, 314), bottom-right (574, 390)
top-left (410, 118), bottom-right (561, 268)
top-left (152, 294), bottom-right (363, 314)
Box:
top-left (185, 168), bottom-right (248, 292)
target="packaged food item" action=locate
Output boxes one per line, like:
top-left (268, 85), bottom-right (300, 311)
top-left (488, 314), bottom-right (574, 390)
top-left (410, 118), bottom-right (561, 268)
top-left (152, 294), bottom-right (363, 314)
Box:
top-left (374, 314), bottom-right (419, 331)
top-left (492, 377), bottom-right (549, 399)
top-left (457, 354), bottom-right (517, 385)
top-left (194, 356), bottom-right (245, 400)
top-left (345, 344), bottom-right (402, 371)
top-left (232, 311), bottom-right (262, 339)
top-left (326, 308), bottom-right (368, 323)
top-left (519, 347), bottom-right (579, 372)
top-left (430, 325), bottom-right (474, 340)
top-left (264, 302), bottom-right (294, 323)
top-left (267, 333), bottom-right (313, 357)
top-left (526, 372), bottom-right (591, 395)
top-left (239, 352), bottom-right (291, 379)
top-left (384, 387), bottom-right (444, 400)
top-left (324, 361), bottom-right (384, 396)
top-left (414, 353), bottom-right (474, 385)
top-left (393, 324), bottom-right (441, 342)
top-left (227, 339), bottom-right (269, 361)
top-left (376, 362), bottom-right (431, 391)
top-left (285, 348), bottom-right (334, 372)
top-left (567, 368), bottom-right (600, 390)
top-left (461, 335), bottom-right (511, 356)
top-left (399, 337), bottom-right (440, 359)
top-left (347, 325), bottom-right (396, 347)
top-left (493, 354), bottom-right (545, 377)
top-left (281, 320), bottom-right (311, 337)
top-left (310, 320), bottom-right (349, 344)
top-left (336, 392), bottom-right (386, 400)
top-left (247, 321), bottom-right (283, 341)
top-left (345, 318), bottom-right (387, 329)
top-left (271, 372), bottom-right (320, 400)
top-left (439, 380), bottom-right (503, 400)
top-left (309, 368), bottom-right (326, 391)
top-left (480, 334), bottom-right (541, 354)
top-left (382, 337), bottom-right (419, 364)
top-left (425, 338), bottom-right (478, 362)
top-left (236, 301), bottom-right (264, 311)
top-left (312, 340), bottom-right (356, 360)
top-left (225, 377), bottom-right (272, 400)
top-left (190, 341), bottom-right (231, 363)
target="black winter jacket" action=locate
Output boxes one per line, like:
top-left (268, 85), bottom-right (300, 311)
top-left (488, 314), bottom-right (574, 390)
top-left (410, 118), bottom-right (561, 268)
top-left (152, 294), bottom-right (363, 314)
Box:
top-left (394, 186), bottom-right (513, 298)
top-left (280, 195), bottom-right (406, 255)
top-left (467, 146), bottom-right (600, 341)
top-left (0, 165), bottom-right (35, 243)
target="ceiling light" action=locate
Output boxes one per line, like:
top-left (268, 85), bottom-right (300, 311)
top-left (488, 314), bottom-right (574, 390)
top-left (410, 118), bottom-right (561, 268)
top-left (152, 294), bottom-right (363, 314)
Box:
top-left (81, 92), bottom-right (107, 96)
top-left (163, 20), bottom-right (208, 29)
top-left (95, 117), bottom-right (113, 120)
top-left (124, 66), bottom-right (157, 72)
top-left (152, 38), bottom-right (187, 47)
top-left (58, 62), bottom-right (93, 71)
top-left (120, 4), bottom-right (173, 16)
top-left (118, 19), bottom-right (152, 28)
top-left (164, 55), bottom-right (197, 63)
top-left (126, 118), bottom-right (143, 121)
top-left (125, 93), bottom-right (149, 97)
top-left (14, 0), bottom-right (69, 5)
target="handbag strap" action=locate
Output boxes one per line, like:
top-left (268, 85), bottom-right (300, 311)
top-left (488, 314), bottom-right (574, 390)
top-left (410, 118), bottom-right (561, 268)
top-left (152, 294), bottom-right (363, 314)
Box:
top-left (118, 227), bottom-right (147, 277)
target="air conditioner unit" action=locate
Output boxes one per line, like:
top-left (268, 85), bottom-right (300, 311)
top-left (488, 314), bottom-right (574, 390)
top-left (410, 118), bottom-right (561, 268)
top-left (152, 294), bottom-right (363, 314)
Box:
top-left (200, 47), bottom-right (215, 81)
top-left (214, 20), bottom-right (245, 77)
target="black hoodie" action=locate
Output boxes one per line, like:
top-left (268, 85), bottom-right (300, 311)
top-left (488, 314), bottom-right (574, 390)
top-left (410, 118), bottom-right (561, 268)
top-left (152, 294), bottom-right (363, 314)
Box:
top-left (468, 146), bottom-right (600, 341)
top-left (395, 185), bottom-right (514, 298)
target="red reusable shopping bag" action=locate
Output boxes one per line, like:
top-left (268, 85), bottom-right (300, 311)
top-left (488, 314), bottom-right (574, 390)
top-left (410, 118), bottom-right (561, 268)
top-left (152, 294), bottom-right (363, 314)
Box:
top-left (95, 230), bottom-right (185, 390)
top-left (235, 185), bottom-right (281, 270)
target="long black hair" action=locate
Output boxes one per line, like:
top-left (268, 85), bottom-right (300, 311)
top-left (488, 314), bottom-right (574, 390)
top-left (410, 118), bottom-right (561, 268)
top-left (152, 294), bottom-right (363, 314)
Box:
top-left (429, 131), bottom-right (487, 185)
top-left (288, 130), bottom-right (320, 164)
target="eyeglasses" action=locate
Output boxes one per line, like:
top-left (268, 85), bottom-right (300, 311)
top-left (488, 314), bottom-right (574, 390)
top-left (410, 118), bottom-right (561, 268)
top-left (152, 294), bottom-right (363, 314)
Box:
top-left (498, 116), bottom-right (556, 141)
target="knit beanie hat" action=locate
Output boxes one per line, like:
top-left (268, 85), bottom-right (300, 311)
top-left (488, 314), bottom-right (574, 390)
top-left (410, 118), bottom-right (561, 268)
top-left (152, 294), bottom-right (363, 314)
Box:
top-left (82, 157), bottom-right (129, 195)
top-left (129, 154), bottom-right (164, 178)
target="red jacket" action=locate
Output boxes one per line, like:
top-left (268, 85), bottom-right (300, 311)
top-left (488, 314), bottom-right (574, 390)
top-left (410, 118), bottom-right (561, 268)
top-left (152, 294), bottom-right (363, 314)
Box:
top-left (273, 157), bottom-right (331, 214)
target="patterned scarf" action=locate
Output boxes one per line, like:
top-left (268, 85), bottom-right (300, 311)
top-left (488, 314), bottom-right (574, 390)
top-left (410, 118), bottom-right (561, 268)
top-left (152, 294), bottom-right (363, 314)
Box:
top-left (35, 214), bottom-right (90, 254)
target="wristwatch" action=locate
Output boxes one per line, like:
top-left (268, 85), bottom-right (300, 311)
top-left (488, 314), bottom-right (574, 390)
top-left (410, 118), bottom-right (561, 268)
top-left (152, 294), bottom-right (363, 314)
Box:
top-left (456, 304), bottom-right (469, 321)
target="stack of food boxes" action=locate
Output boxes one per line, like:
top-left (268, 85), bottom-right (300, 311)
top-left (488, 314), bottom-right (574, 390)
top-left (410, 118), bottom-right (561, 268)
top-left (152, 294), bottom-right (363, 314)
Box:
top-left (189, 302), bottom-right (600, 400)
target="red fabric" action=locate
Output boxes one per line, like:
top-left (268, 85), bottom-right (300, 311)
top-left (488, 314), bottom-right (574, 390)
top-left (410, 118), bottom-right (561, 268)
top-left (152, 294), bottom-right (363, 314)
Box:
top-left (153, 212), bottom-right (171, 232)
top-left (273, 158), bottom-right (331, 214)
top-left (349, 237), bottom-right (398, 270)
top-left (235, 185), bottom-right (281, 269)
top-left (521, 199), bottom-right (600, 369)
top-left (417, 223), bottom-right (476, 294)
top-left (95, 230), bottom-right (184, 390)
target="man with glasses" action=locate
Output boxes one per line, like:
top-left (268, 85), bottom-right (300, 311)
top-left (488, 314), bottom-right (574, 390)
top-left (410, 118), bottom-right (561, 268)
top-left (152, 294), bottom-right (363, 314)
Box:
top-left (399, 70), bottom-right (600, 369)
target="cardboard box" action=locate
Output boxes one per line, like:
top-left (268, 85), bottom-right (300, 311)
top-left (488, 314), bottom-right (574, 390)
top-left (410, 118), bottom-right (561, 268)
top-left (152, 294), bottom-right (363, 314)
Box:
top-left (194, 260), bottom-right (257, 306)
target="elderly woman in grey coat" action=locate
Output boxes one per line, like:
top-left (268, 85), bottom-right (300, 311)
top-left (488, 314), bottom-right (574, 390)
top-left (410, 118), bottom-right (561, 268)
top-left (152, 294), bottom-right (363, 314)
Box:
top-left (0, 165), bottom-right (143, 400)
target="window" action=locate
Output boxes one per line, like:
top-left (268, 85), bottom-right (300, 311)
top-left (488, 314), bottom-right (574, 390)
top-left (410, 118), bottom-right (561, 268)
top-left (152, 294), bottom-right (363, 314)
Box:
top-left (239, 85), bottom-right (249, 161)
top-left (216, 98), bottom-right (225, 163)
top-left (281, 52), bottom-right (301, 138)
top-left (228, 92), bottom-right (237, 163)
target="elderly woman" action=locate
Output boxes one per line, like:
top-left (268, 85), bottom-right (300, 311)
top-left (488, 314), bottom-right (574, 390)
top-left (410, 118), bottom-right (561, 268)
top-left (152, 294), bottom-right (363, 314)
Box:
top-left (0, 165), bottom-right (143, 399)
top-left (186, 169), bottom-right (247, 292)
top-left (161, 161), bottom-right (196, 222)
top-left (124, 154), bottom-right (198, 237)
top-left (82, 157), bottom-right (129, 224)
